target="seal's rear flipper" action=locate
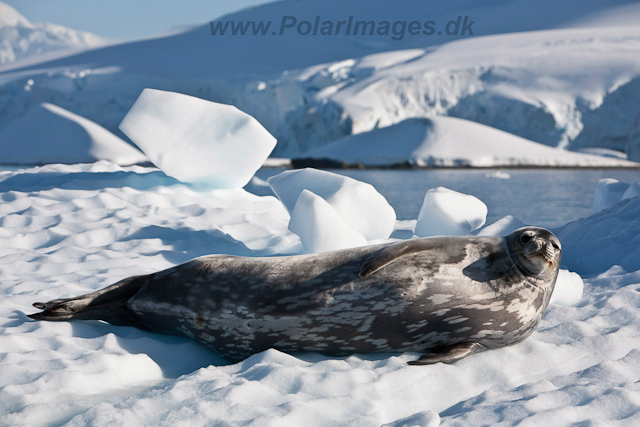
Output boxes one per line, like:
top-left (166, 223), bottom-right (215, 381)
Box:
top-left (408, 342), bottom-right (486, 365)
top-left (28, 275), bottom-right (149, 329)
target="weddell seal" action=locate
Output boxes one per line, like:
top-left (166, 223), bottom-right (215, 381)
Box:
top-left (28, 227), bottom-right (561, 365)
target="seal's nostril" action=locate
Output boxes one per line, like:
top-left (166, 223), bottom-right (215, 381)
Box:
top-left (542, 244), bottom-right (557, 262)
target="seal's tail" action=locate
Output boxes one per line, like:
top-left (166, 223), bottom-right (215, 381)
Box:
top-left (28, 275), bottom-right (149, 329)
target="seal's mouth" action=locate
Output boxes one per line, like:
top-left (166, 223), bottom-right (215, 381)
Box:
top-left (525, 238), bottom-right (560, 267)
top-left (537, 254), bottom-right (556, 267)
top-left (541, 246), bottom-right (557, 266)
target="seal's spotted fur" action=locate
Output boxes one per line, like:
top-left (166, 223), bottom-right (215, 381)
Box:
top-left (29, 227), bottom-right (561, 365)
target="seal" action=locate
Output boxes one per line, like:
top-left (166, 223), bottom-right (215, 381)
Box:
top-left (28, 226), bottom-right (561, 365)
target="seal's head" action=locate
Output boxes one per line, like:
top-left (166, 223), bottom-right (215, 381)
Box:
top-left (507, 227), bottom-right (562, 279)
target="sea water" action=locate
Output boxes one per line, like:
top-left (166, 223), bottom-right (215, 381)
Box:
top-left (256, 169), bottom-right (640, 228)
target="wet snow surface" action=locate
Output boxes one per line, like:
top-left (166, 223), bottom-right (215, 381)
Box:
top-left (1, 162), bottom-right (639, 426)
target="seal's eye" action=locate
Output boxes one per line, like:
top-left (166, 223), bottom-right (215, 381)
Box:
top-left (520, 234), bottom-right (532, 244)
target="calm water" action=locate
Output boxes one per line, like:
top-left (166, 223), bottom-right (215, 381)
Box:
top-left (256, 169), bottom-right (640, 229)
top-left (3, 166), bottom-right (638, 229)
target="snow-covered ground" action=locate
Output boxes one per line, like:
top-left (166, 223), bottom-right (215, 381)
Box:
top-left (0, 1), bottom-right (112, 65)
top-left (1, 161), bottom-right (639, 426)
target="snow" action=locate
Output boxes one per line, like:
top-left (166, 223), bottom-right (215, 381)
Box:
top-left (0, 162), bottom-right (640, 425)
top-left (382, 410), bottom-right (440, 427)
top-left (415, 187), bottom-right (487, 237)
top-left (549, 270), bottom-right (584, 307)
top-left (567, 1), bottom-right (640, 28)
top-left (3, 0), bottom-right (630, 77)
top-left (288, 25), bottom-right (640, 157)
top-left (476, 215), bottom-right (527, 237)
top-left (0, 1), bottom-right (30, 28)
top-left (555, 196), bottom-right (640, 276)
top-left (573, 147), bottom-right (629, 160)
top-left (119, 89), bottom-right (276, 188)
top-left (267, 168), bottom-right (396, 241)
top-left (2, 0), bottom-right (640, 423)
top-left (2, 2), bottom-right (640, 160)
top-left (0, 1), bottom-right (111, 65)
top-left (592, 178), bottom-right (637, 213)
top-left (622, 182), bottom-right (640, 201)
top-left (288, 189), bottom-right (368, 253)
top-left (298, 117), bottom-right (637, 167)
top-left (0, 103), bottom-right (147, 166)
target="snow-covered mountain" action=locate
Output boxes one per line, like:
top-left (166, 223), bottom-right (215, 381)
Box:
top-left (1, 0), bottom-right (639, 161)
top-left (1, 0), bottom-right (635, 77)
top-left (298, 117), bottom-right (638, 168)
top-left (0, 1), bottom-right (111, 65)
top-left (267, 26), bottom-right (640, 157)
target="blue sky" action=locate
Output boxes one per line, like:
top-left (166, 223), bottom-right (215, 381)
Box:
top-left (5, 0), bottom-right (276, 40)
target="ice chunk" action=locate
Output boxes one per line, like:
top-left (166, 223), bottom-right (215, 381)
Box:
top-left (268, 168), bottom-right (396, 240)
top-left (288, 189), bottom-right (368, 253)
top-left (485, 170), bottom-right (511, 179)
top-left (0, 103), bottom-right (147, 166)
top-left (593, 178), bottom-right (630, 213)
top-left (119, 88), bottom-right (276, 188)
top-left (476, 215), bottom-right (527, 236)
top-left (390, 220), bottom-right (417, 240)
top-left (415, 187), bottom-right (487, 237)
top-left (621, 182), bottom-right (640, 201)
top-left (549, 270), bottom-right (584, 306)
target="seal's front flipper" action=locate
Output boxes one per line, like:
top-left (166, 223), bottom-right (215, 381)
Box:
top-left (359, 238), bottom-right (444, 278)
top-left (28, 275), bottom-right (149, 329)
top-left (408, 342), bottom-right (486, 365)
